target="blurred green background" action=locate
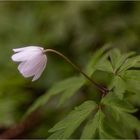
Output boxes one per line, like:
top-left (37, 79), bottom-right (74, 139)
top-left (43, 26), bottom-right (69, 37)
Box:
top-left (0, 1), bottom-right (140, 138)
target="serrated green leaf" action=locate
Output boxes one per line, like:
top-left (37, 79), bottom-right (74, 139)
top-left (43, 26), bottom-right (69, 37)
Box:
top-left (48, 130), bottom-right (64, 139)
top-left (118, 56), bottom-right (140, 73)
top-left (102, 93), bottom-right (137, 113)
top-left (81, 109), bottom-right (104, 139)
top-left (115, 52), bottom-right (135, 72)
top-left (122, 71), bottom-right (140, 106)
top-left (123, 70), bottom-right (140, 92)
top-left (120, 111), bottom-right (140, 131)
top-left (99, 129), bottom-right (118, 139)
top-left (122, 70), bottom-right (140, 99)
top-left (102, 105), bottom-right (134, 138)
top-left (101, 94), bottom-right (140, 138)
top-left (49, 101), bottom-right (97, 139)
top-left (86, 44), bottom-right (111, 76)
top-left (114, 108), bottom-right (140, 138)
top-left (124, 70), bottom-right (140, 81)
top-left (109, 49), bottom-right (135, 73)
top-left (96, 59), bottom-right (113, 73)
top-left (110, 76), bottom-right (126, 99)
top-left (109, 48), bottom-right (121, 70)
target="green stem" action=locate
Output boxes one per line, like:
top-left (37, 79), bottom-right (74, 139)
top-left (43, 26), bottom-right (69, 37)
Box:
top-left (44, 49), bottom-right (108, 93)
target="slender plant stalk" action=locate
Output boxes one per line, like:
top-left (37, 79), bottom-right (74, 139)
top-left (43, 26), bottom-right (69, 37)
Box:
top-left (44, 49), bottom-right (108, 93)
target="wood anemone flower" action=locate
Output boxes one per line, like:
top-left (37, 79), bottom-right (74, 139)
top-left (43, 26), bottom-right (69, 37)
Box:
top-left (11, 46), bottom-right (47, 81)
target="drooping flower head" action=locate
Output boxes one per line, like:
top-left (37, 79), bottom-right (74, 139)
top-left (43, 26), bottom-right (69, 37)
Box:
top-left (11, 46), bottom-right (47, 81)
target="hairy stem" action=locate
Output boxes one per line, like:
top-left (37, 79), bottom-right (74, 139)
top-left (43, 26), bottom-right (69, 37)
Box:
top-left (44, 49), bottom-right (108, 93)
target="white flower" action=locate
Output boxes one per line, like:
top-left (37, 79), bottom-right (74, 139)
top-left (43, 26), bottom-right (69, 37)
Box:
top-left (11, 46), bottom-right (47, 81)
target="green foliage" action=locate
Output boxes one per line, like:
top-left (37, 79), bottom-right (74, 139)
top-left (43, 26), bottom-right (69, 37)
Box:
top-left (22, 46), bottom-right (140, 139)
top-left (48, 101), bottom-right (97, 139)
top-left (81, 109), bottom-right (104, 139)
top-left (45, 48), bottom-right (140, 139)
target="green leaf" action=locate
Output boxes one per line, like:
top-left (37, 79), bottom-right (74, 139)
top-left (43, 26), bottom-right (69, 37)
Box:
top-left (96, 59), bottom-right (113, 73)
top-left (86, 44), bottom-right (111, 76)
top-left (124, 70), bottom-right (140, 81)
top-left (25, 76), bottom-right (85, 116)
top-left (109, 49), bottom-right (135, 73)
top-left (94, 48), bottom-right (136, 76)
top-left (109, 48), bottom-right (121, 70)
top-left (48, 76), bottom-right (84, 95)
top-left (102, 93), bottom-right (137, 113)
top-left (102, 105), bottom-right (134, 138)
top-left (120, 111), bottom-right (140, 132)
top-left (102, 94), bottom-right (140, 138)
top-left (115, 108), bottom-right (140, 138)
top-left (49, 101), bottom-right (97, 139)
top-left (118, 55), bottom-right (140, 73)
top-left (81, 109), bottom-right (116, 139)
top-left (123, 70), bottom-right (140, 95)
top-left (114, 52), bottom-right (135, 72)
top-left (110, 76), bottom-right (126, 99)
top-left (81, 109), bottom-right (104, 139)
top-left (58, 84), bottom-right (82, 106)
top-left (109, 49), bottom-right (139, 74)
top-left (121, 70), bottom-right (140, 105)
top-left (48, 130), bottom-right (64, 139)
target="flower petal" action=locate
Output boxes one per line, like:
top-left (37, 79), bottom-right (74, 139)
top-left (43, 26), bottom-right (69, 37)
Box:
top-left (32, 55), bottom-right (47, 81)
top-left (12, 46), bottom-right (47, 81)
top-left (13, 46), bottom-right (43, 52)
top-left (18, 54), bottom-right (47, 80)
top-left (18, 56), bottom-right (42, 76)
top-left (11, 50), bottom-right (42, 62)
top-left (18, 61), bottom-right (35, 78)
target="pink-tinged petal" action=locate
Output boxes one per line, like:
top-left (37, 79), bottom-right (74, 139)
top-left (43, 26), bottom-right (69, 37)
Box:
top-left (18, 54), bottom-right (47, 80)
top-left (12, 46), bottom-right (47, 81)
top-left (12, 52), bottom-right (30, 62)
top-left (32, 55), bottom-right (47, 81)
top-left (11, 50), bottom-right (42, 62)
top-left (18, 54), bottom-right (42, 75)
top-left (13, 46), bottom-right (44, 52)
top-left (18, 62), bottom-right (33, 78)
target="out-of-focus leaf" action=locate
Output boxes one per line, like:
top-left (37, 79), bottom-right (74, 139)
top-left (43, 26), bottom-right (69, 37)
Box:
top-left (26, 76), bottom-right (85, 116)
top-left (0, 91), bottom-right (30, 127)
top-left (58, 83), bottom-right (82, 106)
